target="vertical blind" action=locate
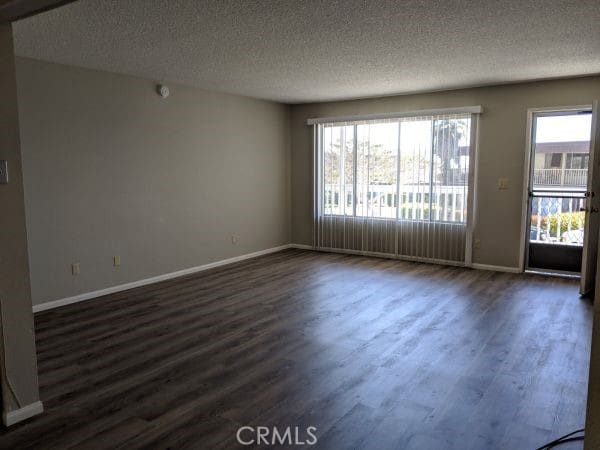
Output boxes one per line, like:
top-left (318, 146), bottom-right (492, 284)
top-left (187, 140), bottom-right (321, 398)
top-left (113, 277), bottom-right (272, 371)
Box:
top-left (313, 111), bottom-right (477, 264)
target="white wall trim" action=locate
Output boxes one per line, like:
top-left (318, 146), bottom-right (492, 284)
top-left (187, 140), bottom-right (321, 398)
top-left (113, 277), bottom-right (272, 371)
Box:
top-left (294, 245), bottom-right (467, 267)
top-left (523, 104), bottom-right (592, 115)
top-left (470, 263), bottom-right (521, 273)
top-left (289, 243), bottom-right (315, 250)
top-left (294, 244), bottom-right (523, 273)
top-left (518, 108), bottom-right (535, 272)
top-left (3, 401), bottom-right (43, 426)
top-left (519, 104), bottom-right (593, 272)
top-left (464, 114), bottom-right (480, 266)
top-left (306, 106), bottom-right (483, 125)
top-left (33, 245), bottom-right (293, 313)
top-left (525, 268), bottom-right (581, 279)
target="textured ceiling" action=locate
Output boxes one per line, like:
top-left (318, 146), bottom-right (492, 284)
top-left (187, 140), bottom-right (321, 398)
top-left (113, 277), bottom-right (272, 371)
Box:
top-left (13, 0), bottom-right (600, 104)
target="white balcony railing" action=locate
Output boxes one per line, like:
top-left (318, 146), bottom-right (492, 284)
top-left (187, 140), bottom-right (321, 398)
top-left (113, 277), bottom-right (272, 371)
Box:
top-left (323, 184), bottom-right (467, 222)
top-left (533, 168), bottom-right (587, 187)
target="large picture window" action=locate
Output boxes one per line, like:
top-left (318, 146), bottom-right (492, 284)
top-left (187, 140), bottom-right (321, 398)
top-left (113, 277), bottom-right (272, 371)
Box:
top-left (321, 115), bottom-right (471, 222)
top-left (312, 109), bottom-right (478, 264)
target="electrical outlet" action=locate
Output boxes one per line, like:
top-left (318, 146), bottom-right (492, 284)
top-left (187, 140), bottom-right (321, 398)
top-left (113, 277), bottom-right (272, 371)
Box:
top-left (71, 263), bottom-right (80, 275)
top-left (473, 238), bottom-right (481, 250)
top-left (113, 255), bottom-right (121, 267)
top-left (231, 235), bottom-right (240, 244)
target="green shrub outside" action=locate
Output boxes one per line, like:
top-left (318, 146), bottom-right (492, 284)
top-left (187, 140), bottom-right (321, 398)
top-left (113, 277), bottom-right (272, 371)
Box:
top-left (530, 211), bottom-right (584, 237)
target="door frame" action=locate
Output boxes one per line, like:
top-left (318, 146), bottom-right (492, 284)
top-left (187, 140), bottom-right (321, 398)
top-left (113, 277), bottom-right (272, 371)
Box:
top-left (518, 104), bottom-right (593, 272)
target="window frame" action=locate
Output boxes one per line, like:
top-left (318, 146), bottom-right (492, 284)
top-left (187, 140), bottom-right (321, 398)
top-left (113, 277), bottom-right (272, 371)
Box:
top-left (316, 115), bottom-right (474, 226)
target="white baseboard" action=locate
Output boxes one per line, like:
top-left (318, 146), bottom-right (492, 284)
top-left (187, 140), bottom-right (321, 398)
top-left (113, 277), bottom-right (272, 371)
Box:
top-left (292, 244), bottom-right (522, 273)
top-left (3, 401), bottom-right (43, 426)
top-left (33, 245), bottom-right (293, 313)
top-left (470, 263), bottom-right (521, 273)
top-left (524, 268), bottom-right (580, 279)
top-left (289, 243), bottom-right (315, 250)
top-left (293, 245), bottom-right (466, 267)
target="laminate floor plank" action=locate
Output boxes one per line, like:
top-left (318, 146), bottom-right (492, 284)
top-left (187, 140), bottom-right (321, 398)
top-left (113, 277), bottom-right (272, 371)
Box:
top-left (0, 249), bottom-right (591, 449)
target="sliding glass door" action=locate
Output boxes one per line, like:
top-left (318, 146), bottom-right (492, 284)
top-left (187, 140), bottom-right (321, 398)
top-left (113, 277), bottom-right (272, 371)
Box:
top-left (313, 112), bottom-right (476, 265)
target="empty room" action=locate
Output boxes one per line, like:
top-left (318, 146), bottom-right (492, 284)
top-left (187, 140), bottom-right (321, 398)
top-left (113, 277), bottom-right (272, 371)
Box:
top-left (1, 1), bottom-right (600, 449)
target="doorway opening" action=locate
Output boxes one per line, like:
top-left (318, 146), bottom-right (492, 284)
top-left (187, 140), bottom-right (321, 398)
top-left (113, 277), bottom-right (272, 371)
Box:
top-left (525, 108), bottom-right (593, 274)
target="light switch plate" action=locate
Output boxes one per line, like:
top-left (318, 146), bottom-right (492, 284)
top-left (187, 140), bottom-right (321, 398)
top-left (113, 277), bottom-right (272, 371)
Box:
top-left (497, 177), bottom-right (510, 190)
top-left (0, 160), bottom-right (7, 184)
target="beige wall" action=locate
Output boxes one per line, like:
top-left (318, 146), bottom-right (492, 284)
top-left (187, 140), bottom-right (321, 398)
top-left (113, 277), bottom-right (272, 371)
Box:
top-left (16, 58), bottom-right (291, 306)
top-left (0, 25), bottom-right (40, 418)
top-left (290, 77), bottom-right (600, 268)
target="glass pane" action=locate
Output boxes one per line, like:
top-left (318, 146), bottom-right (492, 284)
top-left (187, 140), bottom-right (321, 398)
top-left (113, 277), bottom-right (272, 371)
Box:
top-left (530, 196), bottom-right (586, 246)
top-left (323, 125), bottom-right (354, 215)
top-left (398, 119), bottom-right (432, 220)
top-left (532, 113), bottom-right (591, 190)
top-left (356, 122), bottom-right (398, 218)
top-left (431, 117), bottom-right (471, 223)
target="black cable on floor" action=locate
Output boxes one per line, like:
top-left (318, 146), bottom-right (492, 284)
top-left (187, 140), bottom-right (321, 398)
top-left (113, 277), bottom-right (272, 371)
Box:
top-left (535, 428), bottom-right (585, 450)
top-left (544, 436), bottom-right (584, 449)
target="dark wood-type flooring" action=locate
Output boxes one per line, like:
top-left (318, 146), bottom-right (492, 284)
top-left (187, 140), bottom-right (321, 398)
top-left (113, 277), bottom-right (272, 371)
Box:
top-left (0, 249), bottom-right (593, 449)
